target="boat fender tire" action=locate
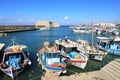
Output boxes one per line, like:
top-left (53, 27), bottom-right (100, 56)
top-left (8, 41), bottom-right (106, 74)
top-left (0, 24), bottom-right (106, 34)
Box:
top-left (1, 64), bottom-right (8, 69)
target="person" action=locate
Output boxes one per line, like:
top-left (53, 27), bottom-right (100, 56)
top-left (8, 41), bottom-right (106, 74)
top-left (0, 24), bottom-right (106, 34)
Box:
top-left (94, 42), bottom-right (99, 50)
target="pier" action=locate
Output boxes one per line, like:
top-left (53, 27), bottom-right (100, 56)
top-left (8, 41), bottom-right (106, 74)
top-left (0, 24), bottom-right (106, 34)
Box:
top-left (0, 25), bottom-right (38, 33)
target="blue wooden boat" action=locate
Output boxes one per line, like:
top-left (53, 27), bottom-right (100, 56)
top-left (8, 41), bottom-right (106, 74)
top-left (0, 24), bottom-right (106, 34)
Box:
top-left (97, 36), bottom-right (120, 56)
top-left (0, 38), bottom-right (31, 79)
top-left (55, 39), bottom-right (88, 69)
top-left (37, 41), bottom-right (67, 75)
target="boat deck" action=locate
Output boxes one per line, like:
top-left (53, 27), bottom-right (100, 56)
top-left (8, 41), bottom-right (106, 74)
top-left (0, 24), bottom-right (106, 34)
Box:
top-left (55, 40), bottom-right (78, 48)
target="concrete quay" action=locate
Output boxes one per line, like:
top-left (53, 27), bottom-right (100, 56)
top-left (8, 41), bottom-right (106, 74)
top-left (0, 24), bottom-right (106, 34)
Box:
top-left (60, 58), bottom-right (120, 80)
top-left (41, 58), bottom-right (120, 80)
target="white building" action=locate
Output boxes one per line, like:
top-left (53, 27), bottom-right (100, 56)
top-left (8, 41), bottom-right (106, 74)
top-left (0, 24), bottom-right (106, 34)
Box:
top-left (94, 23), bottom-right (116, 27)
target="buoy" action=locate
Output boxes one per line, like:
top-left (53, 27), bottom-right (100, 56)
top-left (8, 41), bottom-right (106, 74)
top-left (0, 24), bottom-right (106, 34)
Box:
top-left (3, 64), bottom-right (7, 68)
top-left (28, 61), bottom-right (32, 65)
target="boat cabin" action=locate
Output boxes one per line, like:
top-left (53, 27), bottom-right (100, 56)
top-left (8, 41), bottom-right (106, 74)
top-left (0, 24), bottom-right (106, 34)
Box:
top-left (43, 51), bottom-right (62, 65)
top-left (2, 52), bottom-right (24, 69)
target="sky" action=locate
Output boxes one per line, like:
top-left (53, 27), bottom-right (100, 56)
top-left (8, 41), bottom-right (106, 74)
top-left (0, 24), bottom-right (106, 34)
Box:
top-left (0, 0), bottom-right (120, 25)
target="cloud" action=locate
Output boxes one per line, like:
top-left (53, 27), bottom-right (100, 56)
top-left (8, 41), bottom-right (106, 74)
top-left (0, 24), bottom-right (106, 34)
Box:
top-left (64, 16), bottom-right (68, 20)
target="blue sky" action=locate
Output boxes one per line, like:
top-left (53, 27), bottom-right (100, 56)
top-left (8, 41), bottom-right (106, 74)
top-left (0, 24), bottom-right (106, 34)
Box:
top-left (0, 0), bottom-right (120, 25)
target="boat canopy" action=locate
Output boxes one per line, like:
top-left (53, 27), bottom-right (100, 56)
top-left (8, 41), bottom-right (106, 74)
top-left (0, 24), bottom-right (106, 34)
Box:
top-left (97, 37), bottom-right (109, 40)
top-left (97, 37), bottom-right (109, 42)
top-left (112, 37), bottom-right (120, 41)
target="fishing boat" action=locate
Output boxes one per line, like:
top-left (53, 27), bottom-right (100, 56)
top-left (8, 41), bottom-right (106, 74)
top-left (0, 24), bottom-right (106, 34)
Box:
top-left (97, 37), bottom-right (109, 51)
top-left (112, 30), bottom-right (119, 36)
top-left (0, 33), bottom-right (7, 37)
top-left (96, 30), bottom-right (102, 35)
top-left (97, 36), bottom-right (120, 56)
top-left (72, 27), bottom-right (93, 34)
top-left (55, 38), bottom-right (88, 69)
top-left (39, 27), bottom-right (49, 31)
top-left (37, 41), bottom-right (67, 75)
top-left (0, 38), bottom-right (31, 79)
top-left (76, 17), bottom-right (108, 61)
top-left (77, 39), bottom-right (107, 61)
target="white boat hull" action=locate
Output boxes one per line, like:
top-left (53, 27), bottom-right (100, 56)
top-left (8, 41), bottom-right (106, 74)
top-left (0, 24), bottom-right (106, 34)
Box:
top-left (69, 57), bottom-right (88, 69)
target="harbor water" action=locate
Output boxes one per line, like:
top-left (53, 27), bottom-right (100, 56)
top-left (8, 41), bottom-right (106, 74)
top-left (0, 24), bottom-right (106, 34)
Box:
top-left (0, 26), bottom-right (119, 80)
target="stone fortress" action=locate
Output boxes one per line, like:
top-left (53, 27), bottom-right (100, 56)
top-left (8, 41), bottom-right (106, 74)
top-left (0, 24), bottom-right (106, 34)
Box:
top-left (35, 21), bottom-right (60, 29)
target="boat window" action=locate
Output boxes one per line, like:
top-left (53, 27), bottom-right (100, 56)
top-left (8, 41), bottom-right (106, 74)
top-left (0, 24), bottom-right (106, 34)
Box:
top-left (117, 45), bottom-right (120, 49)
top-left (53, 53), bottom-right (60, 58)
top-left (4, 52), bottom-right (24, 63)
top-left (100, 42), bottom-right (106, 47)
top-left (65, 48), bottom-right (72, 53)
top-left (46, 52), bottom-right (60, 58)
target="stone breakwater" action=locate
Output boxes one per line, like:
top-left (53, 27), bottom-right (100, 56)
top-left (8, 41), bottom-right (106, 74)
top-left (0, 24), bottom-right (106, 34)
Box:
top-left (0, 25), bottom-right (38, 33)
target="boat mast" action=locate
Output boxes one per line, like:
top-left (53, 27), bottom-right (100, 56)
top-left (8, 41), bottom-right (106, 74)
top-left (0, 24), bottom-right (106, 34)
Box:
top-left (12, 38), bottom-right (15, 46)
top-left (91, 16), bottom-right (93, 47)
top-left (99, 17), bottom-right (101, 28)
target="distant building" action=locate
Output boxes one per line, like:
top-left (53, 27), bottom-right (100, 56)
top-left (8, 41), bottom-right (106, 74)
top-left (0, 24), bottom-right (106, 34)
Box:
top-left (94, 23), bottom-right (116, 28)
top-left (35, 21), bottom-right (60, 29)
top-left (100, 23), bottom-right (116, 27)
